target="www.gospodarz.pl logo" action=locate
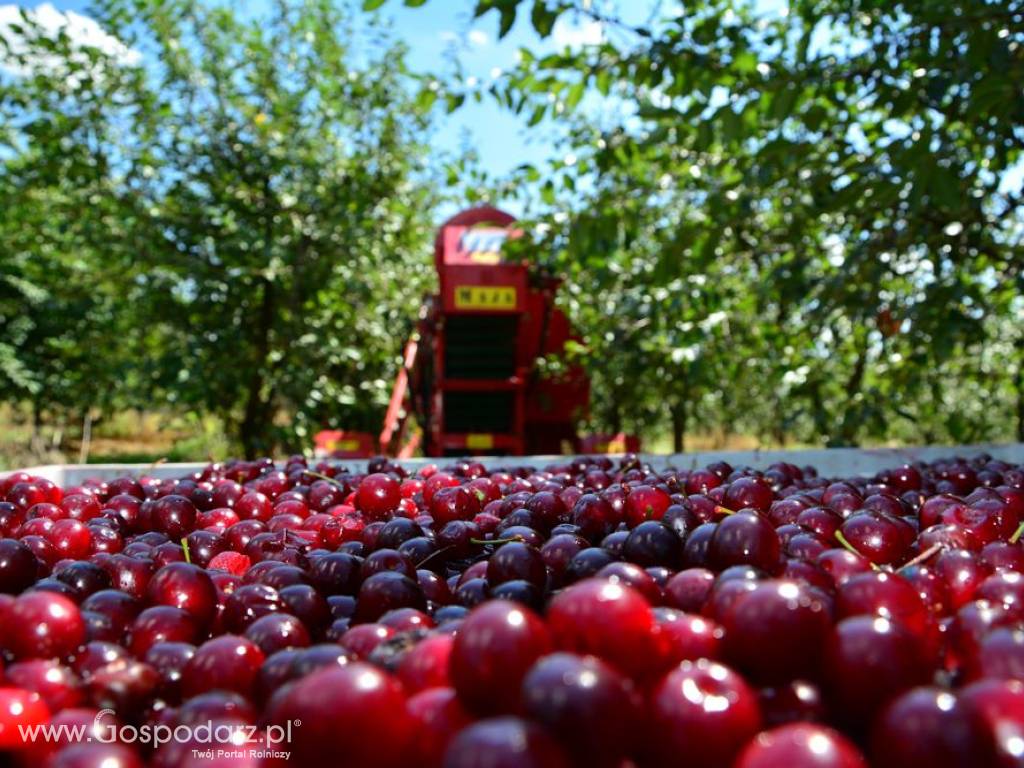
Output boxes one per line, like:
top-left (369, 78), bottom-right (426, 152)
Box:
top-left (18, 709), bottom-right (299, 761)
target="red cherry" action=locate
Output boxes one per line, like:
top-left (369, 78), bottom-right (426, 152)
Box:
top-left (7, 591), bottom-right (85, 660)
top-left (709, 511), bottom-right (781, 572)
top-left (267, 662), bottom-right (412, 767)
top-left (654, 607), bottom-right (724, 667)
top-left (181, 634), bottom-right (264, 699)
top-left (837, 512), bottom-right (908, 565)
top-left (146, 562), bottom-right (218, 626)
top-left (736, 723), bottom-right (868, 768)
top-left (128, 606), bottom-right (201, 655)
top-left (934, 548), bottom-right (988, 609)
top-left (823, 616), bottom-right (931, 731)
top-left (357, 473), bottom-right (401, 520)
top-left (45, 743), bottom-right (143, 768)
top-left (758, 679), bottom-right (827, 726)
top-left (442, 716), bottom-right (571, 768)
top-left (396, 633), bottom-right (453, 693)
top-left (724, 476), bottom-right (774, 514)
top-left (869, 686), bottom-right (996, 768)
top-left (0, 538), bottom-right (40, 593)
top-left (647, 658), bottom-right (762, 768)
top-left (522, 652), bottom-right (639, 765)
top-left (722, 579), bottom-right (832, 684)
top-left (972, 627), bottom-right (1024, 680)
top-left (450, 600), bottom-right (551, 714)
top-left (338, 623), bottom-right (395, 658)
top-left (0, 686), bottom-right (50, 750)
top-left (404, 687), bottom-right (472, 767)
top-left (624, 485), bottom-right (671, 526)
top-left (46, 519), bottom-right (93, 560)
top-left (244, 613), bottom-right (310, 656)
top-left (5, 659), bottom-right (83, 712)
top-left (816, 548), bottom-right (874, 586)
top-left (960, 678), bottom-right (1024, 767)
top-left (836, 571), bottom-right (931, 640)
top-left (150, 495), bottom-right (197, 539)
top-left (429, 486), bottom-right (479, 527)
top-left (60, 494), bottom-right (102, 522)
top-left (663, 567), bottom-right (715, 612)
top-left (546, 578), bottom-right (662, 680)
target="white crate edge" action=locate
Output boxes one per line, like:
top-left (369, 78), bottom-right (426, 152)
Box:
top-left (3, 443), bottom-right (1022, 485)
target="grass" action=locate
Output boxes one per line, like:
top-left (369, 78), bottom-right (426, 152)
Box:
top-left (0, 405), bottom-right (231, 470)
top-left (1, 403), bottom-right (827, 471)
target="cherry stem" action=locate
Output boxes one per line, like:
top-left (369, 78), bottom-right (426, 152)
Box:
top-left (307, 470), bottom-right (346, 489)
top-left (181, 537), bottom-right (192, 565)
top-left (1010, 521), bottom-right (1024, 545)
top-left (714, 505), bottom-right (737, 516)
top-left (471, 535), bottom-right (524, 546)
top-left (834, 530), bottom-right (881, 571)
top-left (416, 544), bottom-right (454, 570)
top-left (900, 542), bottom-right (944, 570)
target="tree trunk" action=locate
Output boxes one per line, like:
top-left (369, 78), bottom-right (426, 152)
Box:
top-left (835, 337), bottom-right (869, 446)
top-left (29, 400), bottom-right (45, 455)
top-left (670, 400), bottom-right (687, 454)
top-left (1016, 336), bottom-right (1024, 442)
top-left (78, 411), bottom-right (92, 464)
top-left (607, 388), bottom-right (623, 435)
top-left (239, 276), bottom-right (276, 459)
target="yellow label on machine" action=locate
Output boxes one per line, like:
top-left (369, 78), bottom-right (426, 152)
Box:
top-left (454, 285), bottom-right (516, 311)
top-left (466, 434), bottom-right (494, 450)
top-left (469, 252), bottom-right (502, 265)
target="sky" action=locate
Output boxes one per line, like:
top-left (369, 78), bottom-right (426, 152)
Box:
top-left (2, 0), bottom-right (1020, 214)
top-left (0, 0), bottom-right (662, 201)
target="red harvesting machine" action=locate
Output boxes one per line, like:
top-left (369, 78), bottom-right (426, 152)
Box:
top-left (315, 205), bottom-right (592, 458)
top-left (376, 205), bottom-right (591, 457)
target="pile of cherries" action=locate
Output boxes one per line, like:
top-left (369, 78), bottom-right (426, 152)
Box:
top-left (1, 453), bottom-right (1023, 767)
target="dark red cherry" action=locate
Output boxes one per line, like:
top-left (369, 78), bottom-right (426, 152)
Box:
top-left (722, 579), bottom-right (832, 684)
top-left (823, 616), bottom-right (931, 732)
top-left (546, 578), bottom-right (661, 681)
top-left (709, 511), bottom-right (781, 572)
top-left (146, 562), bottom-right (217, 626)
top-left (724, 476), bottom-right (774, 514)
top-left (870, 686), bottom-right (996, 768)
top-left (736, 723), bottom-right (867, 768)
top-left (0, 538), bottom-right (40, 593)
top-left (244, 613), bottom-right (311, 655)
top-left (405, 687), bottom-right (473, 767)
top-left (442, 716), bottom-right (571, 768)
top-left (151, 495), bottom-right (197, 540)
top-left (266, 662), bottom-right (412, 767)
top-left (647, 658), bottom-right (762, 768)
top-left (960, 678), bottom-right (1024, 767)
top-left (7, 591), bottom-right (85, 660)
top-left (450, 600), bottom-right (551, 715)
top-left (758, 679), bottom-right (827, 726)
top-left (357, 473), bottom-right (401, 521)
top-left (521, 652), bottom-right (638, 765)
top-left (181, 635), bottom-right (264, 699)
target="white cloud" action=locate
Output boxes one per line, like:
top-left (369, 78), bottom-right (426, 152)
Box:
top-left (551, 17), bottom-right (603, 49)
top-left (439, 27), bottom-right (489, 49)
top-left (0, 3), bottom-right (140, 79)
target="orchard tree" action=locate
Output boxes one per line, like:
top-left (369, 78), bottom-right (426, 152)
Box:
top-left (2, 0), bottom-right (448, 459)
top-left (90, 0), bottom-right (443, 457)
top-left (0, 9), bottom-right (153, 447)
top-left (406, 0), bottom-right (1024, 446)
